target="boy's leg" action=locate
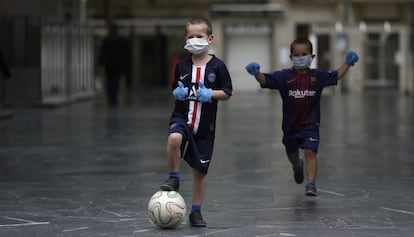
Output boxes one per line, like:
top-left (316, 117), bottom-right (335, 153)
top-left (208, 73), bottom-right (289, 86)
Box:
top-left (304, 148), bottom-right (317, 181)
top-left (287, 150), bottom-right (300, 167)
top-left (166, 133), bottom-right (183, 172)
top-left (160, 133), bottom-right (183, 191)
top-left (284, 134), bottom-right (302, 169)
top-left (287, 150), bottom-right (304, 184)
top-left (191, 168), bottom-right (206, 207)
top-left (298, 131), bottom-right (319, 196)
top-left (190, 168), bottom-right (207, 227)
top-left (304, 148), bottom-right (317, 196)
top-left (184, 137), bottom-right (212, 227)
top-left (284, 133), bottom-right (304, 185)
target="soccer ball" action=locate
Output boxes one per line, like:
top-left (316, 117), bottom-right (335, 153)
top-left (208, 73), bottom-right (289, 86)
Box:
top-left (148, 190), bottom-right (187, 229)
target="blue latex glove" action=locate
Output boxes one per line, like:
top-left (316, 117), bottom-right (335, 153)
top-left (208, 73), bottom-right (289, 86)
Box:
top-left (245, 62), bottom-right (261, 76)
top-left (197, 82), bottom-right (212, 103)
top-left (173, 81), bottom-right (188, 101)
top-left (345, 51), bottom-right (359, 66)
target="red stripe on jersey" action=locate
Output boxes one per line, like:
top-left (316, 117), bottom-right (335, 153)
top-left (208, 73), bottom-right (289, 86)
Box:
top-left (189, 67), bottom-right (202, 131)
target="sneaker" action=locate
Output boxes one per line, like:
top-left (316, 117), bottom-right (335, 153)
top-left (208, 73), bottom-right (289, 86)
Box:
top-left (189, 211), bottom-right (207, 227)
top-left (160, 177), bottom-right (179, 191)
top-left (305, 183), bottom-right (317, 196)
top-left (293, 159), bottom-right (304, 184)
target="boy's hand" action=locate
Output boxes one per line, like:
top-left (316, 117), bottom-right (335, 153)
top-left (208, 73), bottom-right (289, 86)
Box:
top-left (197, 82), bottom-right (212, 103)
top-left (345, 51), bottom-right (359, 66)
top-left (245, 62), bottom-right (261, 76)
top-left (173, 81), bottom-right (188, 101)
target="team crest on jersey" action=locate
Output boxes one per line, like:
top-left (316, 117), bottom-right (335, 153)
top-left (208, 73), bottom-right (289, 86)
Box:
top-left (208, 73), bottom-right (216, 83)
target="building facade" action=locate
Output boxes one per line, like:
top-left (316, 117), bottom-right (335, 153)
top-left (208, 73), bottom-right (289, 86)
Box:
top-left (88, 0), bottom-right (413, 94)
top-left (1, 0), bottom-right (413, 109)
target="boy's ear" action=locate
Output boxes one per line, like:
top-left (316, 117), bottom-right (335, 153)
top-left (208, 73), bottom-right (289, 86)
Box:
top-left (208, 34), bottom-right (214, 43)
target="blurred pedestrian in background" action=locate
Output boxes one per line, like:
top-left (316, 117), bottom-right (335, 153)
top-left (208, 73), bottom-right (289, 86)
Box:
top-left (99, 24), bottom-right (128, 106)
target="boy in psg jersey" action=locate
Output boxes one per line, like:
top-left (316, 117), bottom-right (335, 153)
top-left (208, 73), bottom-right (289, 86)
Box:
top-left (245, 38), bottom-right (358, 196)
top-left (160, 17), bottom-right (233, 227)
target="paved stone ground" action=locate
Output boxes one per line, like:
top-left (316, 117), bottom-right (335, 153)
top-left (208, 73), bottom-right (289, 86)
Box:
top-left (0, 89), bottom-right (413, 237)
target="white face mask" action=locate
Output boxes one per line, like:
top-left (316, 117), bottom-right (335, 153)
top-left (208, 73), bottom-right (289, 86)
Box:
top-left (184, 38), bottom-right (209, 55)
top-left (292, 55), bottom-right (313, 69)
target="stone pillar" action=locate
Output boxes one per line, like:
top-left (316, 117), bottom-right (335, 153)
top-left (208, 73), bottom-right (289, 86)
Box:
top-left (344, 27), bottom-right (364, 94)
top-left (398, 27), bottom-right (411, 94)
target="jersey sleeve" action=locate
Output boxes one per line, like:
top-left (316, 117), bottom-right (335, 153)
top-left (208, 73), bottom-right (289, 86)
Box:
top-left (315, 69), bottom-right (338, 88)
top-left (263, 70), bottom-right (287, 89)
top-left (172, 63), bottom-right (180, 91)
top-left (215, 60), bottom-right (233, 96)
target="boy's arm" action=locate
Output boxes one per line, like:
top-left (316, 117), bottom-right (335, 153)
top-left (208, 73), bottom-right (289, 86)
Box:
top-left (245, 62), bottom-right (266, 86)
top-left (337, 63), bottom-right (351, 80)
top-left (337, 51), bottom-right (359, 80)
top-left (212, 90), bottom-right (231, 101)
top-left (197, 82), bottom-right (231, 102)
top-left (254, 73), bottom-right (266, 85)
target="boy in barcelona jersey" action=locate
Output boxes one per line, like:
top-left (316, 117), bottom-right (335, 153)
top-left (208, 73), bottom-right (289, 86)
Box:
top-left (245, 38), bottom-right (358, 196)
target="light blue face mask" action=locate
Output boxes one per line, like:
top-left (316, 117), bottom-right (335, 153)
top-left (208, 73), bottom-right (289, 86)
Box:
top-left (292, 55), bottom-right (313, 69)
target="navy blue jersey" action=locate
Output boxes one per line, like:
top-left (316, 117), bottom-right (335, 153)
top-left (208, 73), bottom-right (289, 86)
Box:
top-left (170, 55), bottom-right (233, 138)
top-left (263, 68), bottom-right (338, 134)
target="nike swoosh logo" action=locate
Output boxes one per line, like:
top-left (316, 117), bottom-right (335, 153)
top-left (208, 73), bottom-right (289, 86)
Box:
top-left (287, 79), bottom-right (296, 84)
top-left (309, 137), bottom-right (319, 142)
top-left (200, 159), bottom-right (210, 164)
top-left (180, 74), bottom-right (188, 80)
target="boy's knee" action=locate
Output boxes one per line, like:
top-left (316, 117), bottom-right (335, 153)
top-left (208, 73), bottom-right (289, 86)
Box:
top-left (168, 133), bottom-right (183, 148)
top-left (304, 149), bottom-right (316, 159)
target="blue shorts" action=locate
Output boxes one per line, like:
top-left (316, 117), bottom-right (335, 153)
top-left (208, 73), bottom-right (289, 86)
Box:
top-left (283, 130), bottom-right (320, 155)
top-left (169, 120), bottom-right (214, 174)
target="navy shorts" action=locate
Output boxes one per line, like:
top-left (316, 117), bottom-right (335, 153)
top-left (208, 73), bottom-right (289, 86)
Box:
top-left (169, 121), bottom-right (214, 174)
top-left (283, 130), bottom-right (320, 155)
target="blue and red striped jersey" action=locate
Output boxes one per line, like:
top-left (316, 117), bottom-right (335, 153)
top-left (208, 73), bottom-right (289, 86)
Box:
top-left (170, 55), bottom-right (233, 138)
top-left (263, 68), bottom-right (338, 134)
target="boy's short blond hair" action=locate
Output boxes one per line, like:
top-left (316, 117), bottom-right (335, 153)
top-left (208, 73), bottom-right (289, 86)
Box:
top-left (187, 17), bottom-right (213, 35)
